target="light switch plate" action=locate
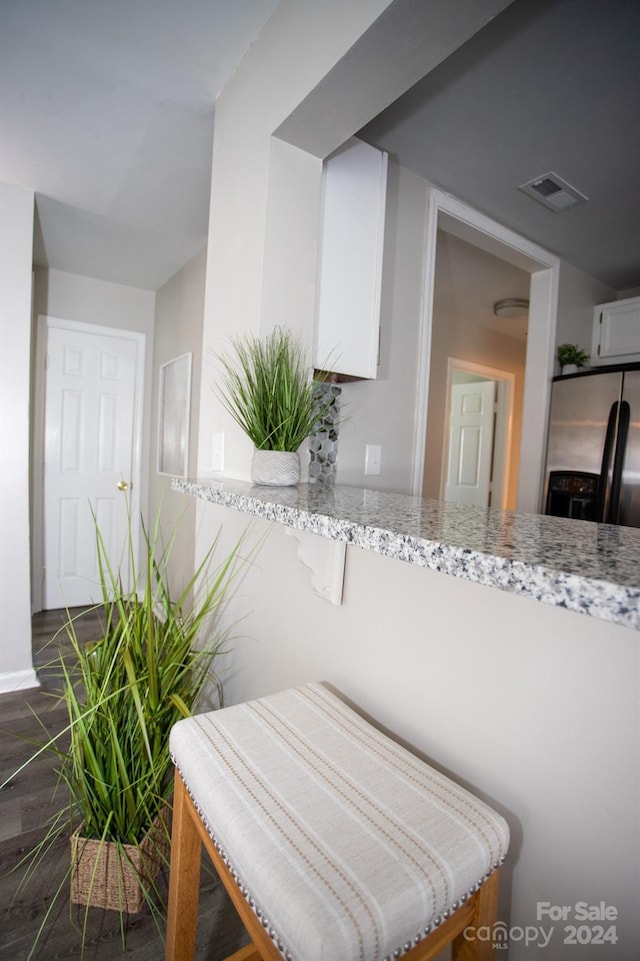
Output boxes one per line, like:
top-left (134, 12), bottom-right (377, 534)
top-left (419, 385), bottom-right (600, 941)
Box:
top-left (365, 443), bottom-right (382, 475)
top-left (211, 432), bottom-right (224, 471)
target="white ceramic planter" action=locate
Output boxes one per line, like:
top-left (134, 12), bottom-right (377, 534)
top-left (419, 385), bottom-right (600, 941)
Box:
top-left (561, 363), bottom-right (579, 375)
top-left (251, 450), bottom-right (301, 486)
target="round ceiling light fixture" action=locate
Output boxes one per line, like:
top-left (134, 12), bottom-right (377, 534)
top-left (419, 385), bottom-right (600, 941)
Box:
top-left (493, 298), bottom-right (530, 318)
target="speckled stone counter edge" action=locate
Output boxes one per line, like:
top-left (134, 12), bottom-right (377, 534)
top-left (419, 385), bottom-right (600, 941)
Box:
top-left (172, 478), bottom-right (640, 631)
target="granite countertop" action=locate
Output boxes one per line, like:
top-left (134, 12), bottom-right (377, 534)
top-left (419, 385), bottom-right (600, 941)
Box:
top-left (173, 477), bottom-right (640, 631)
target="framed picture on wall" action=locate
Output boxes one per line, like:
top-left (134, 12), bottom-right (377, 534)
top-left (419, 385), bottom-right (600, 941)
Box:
top-left (157, 353), bottom-right (192, 476)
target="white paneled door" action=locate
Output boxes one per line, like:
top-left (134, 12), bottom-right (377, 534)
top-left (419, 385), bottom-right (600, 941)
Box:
top-left (43, 321), bottom-right (143, 609)
top-left (445, 380), bottom-right (496, 507)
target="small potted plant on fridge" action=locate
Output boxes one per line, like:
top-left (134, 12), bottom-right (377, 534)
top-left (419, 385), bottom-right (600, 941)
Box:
top-left (557, 343), bottom-right (590, 375)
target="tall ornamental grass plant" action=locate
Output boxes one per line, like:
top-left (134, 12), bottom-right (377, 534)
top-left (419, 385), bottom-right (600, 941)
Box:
top-left (218, 326), bottom-right (332, 452)
top-left (59, 512), bottom-right (238, 844)
top-left (5, 502), bottom-right (248, 957)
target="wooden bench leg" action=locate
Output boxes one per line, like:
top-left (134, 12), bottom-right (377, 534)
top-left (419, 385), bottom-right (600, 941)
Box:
top-left (223, 946), bottom-right (263, 961)
top-left (377, 870), bottom-right (500, 961)
top-left (452, 870), bottom-right (500, 961)
top-left (165, 770), bottom-right (203, 961)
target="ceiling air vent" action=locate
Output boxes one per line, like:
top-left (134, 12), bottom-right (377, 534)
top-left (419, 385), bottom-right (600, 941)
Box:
top-left (518, 171), bottom-right (587, 212)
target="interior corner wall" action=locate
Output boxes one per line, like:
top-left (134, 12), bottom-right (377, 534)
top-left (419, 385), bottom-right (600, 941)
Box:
top-left (149, 248), bottom-right (207, 596)
top-left (0, 181), bottom-right (36, 688)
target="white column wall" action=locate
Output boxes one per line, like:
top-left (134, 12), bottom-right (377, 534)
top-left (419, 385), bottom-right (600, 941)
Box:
top-left (0, 181), bottom-right (36, 690)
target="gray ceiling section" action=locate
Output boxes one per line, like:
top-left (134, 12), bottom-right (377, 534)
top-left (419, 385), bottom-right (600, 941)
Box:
top-left (359, 0), bottom-right (640, 291)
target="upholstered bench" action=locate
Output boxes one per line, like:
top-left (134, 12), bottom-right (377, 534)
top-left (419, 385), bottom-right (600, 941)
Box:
top-left (165, 683), bottom-right (509, 961)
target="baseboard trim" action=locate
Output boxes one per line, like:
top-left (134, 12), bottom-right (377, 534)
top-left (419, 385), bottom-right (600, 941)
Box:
top-left (0, 669), bottom-right (40, 694)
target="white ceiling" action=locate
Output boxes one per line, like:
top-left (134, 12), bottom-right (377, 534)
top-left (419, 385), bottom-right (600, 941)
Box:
top-left (2, 0), bottom-right (638, 294)
top-left (0, 0), bottom-right (278, 290)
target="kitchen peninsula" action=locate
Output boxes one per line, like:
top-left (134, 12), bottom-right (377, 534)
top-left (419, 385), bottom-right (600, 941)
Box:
top-left (173, 478), bottom-right (640, 631)
top-left (173, 475), bottom-right (639, 957)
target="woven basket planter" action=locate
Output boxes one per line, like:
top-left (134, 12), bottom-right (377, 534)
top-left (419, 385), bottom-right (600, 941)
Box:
top-left (70, 812), bottom-right (170, 913)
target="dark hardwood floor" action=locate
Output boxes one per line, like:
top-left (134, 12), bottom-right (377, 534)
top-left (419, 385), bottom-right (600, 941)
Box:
top-left (0, 608), bottom-right (248, 961)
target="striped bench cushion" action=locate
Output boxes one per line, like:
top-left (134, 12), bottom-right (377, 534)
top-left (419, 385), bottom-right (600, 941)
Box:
top-left (170, 682), bottom-right (509, 961)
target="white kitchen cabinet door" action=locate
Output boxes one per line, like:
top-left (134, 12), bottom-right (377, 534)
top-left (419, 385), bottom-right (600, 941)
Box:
top-left (591, 296), bottom-right (640, 365)
top-left (314, 138), bottom-right (388, 379)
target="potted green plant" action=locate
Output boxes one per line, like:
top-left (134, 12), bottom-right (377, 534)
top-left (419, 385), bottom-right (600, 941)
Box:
top-left (7, 503), bottom-right (246, 957)
top-left (557, 343), bottom-right (590, 374)
top-left (217, 326), bottom-right (333, 486)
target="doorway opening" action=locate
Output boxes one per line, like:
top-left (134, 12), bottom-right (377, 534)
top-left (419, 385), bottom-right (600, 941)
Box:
top-left (441, 358), bottom-right (515, 510)
top-left (413, 190), bottom-right (560, 513)
top-left (424, 222), bottom-right (528, 510)
top-left (32, 316), bottom-right (145, 612)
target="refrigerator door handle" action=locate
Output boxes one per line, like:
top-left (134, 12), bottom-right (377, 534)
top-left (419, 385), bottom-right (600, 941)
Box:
top-left (608, 400), bottom-right (630, 524)
top-left (597, 402), bottom-right (618, 522)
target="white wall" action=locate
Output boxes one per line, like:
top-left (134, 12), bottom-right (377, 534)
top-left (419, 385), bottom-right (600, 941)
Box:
top-left (191, 5), bottom-right (639, 958)
top-left (33, 266), bottom-right (155, 329)
top-left (149, 247), bottom-right (206, 595)
top-left (0, 182), bottom-right (36, 691)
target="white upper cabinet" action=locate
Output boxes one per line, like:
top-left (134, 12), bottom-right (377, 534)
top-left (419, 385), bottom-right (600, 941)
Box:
top-left (314, 138), bottom-right (388, 379)
top-left (591, 296), bottom-right (640, 365)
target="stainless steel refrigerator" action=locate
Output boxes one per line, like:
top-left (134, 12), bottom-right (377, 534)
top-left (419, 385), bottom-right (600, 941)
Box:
top-left (543, 366), bottom-right (640, 528)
